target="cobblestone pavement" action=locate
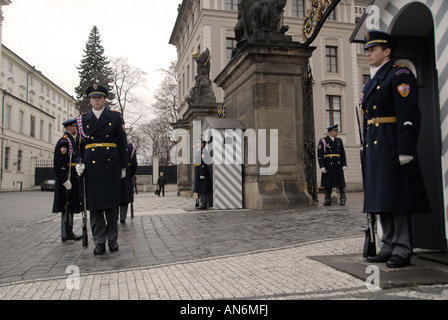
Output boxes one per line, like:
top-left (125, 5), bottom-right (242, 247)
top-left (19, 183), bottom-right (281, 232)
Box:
top-left (0, 190), bottom-right (447, 302)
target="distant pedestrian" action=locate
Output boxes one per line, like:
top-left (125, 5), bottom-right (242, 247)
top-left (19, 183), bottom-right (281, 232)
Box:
top-left (317, 124), bottom-right (347, 206)
top-left (157, 172), bottom-right (167, 197)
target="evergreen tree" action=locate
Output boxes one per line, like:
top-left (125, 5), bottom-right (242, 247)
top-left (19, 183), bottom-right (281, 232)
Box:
top-left (75, 26), bottom-right (115, 113)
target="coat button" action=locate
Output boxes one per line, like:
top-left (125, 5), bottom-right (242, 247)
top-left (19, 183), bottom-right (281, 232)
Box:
top-left (92, 161), bottom-right (96, 164)
top-left (377, 85), bottom-right (381, 90)
top-left (109, 123), bottom-right (112, 126)
top-left (373, 105), bottom-right (377, 110)
top-left (375, 123), bottom-right (379, 127)
top-left (374, 141), bottom-right (378, 145)
top-left (92, 148), bottom-right (95, 152)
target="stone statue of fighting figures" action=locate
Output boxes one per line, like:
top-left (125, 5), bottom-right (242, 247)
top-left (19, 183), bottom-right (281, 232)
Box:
top-left (234, 0), bottom-right (289, 44)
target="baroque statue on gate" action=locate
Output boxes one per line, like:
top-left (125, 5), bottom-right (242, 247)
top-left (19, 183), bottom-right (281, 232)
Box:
top-left (186, 48), bottom-right (216, 106)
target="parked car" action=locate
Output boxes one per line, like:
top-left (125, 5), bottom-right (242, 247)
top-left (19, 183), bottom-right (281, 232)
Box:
top-left (41, 179), bottom-right (56, 191)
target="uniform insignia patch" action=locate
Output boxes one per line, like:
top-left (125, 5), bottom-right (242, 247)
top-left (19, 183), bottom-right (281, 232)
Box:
top-left (397, 83), bottom-right (410, 97)
top-left (61, 147), bottom-right (67, 155)
top-left (395, 69), bottom-right (410, 76)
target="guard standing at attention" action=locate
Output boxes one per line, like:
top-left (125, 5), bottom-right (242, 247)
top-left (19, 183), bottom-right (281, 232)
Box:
top-left (193, 139), bottom-right (212, 209)
top-left (317, 124), bottom-right (347, 206)
top-left (118, 143), bottom-right (138, 224)
top-left (52, 118), bottom-right (82, 242)
top-left (76, 84), bottom-right (128, 255)
top-left (360, 31), bottom-right (430, 268)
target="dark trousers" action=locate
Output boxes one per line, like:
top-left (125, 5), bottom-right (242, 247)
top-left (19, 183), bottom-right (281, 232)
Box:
top-left (158, 185), bottom-right (165, 197)
top-left (90, 208), bottom-right (118, 245)
top-left (324, 187), bottom-right (346, 204)
top-left (379, 213), bottom-right (413, 259)
top-left (119, 204), bottom-right (128, 220)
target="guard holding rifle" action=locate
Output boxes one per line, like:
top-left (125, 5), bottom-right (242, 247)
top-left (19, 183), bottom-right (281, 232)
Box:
top-left (317, 124), bottom-right (347, 206)
top-left (76, 84), bottom-right (128, 255)
top-left (360, 31), bottom-right (430, 268)
top-left (52, 119), bottom-right (82, 242)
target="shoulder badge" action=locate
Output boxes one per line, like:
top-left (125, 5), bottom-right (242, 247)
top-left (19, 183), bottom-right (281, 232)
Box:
top-left (395, 69), bottom-right (410, 76)
top-left (397, 83), bottom-right (410, 97)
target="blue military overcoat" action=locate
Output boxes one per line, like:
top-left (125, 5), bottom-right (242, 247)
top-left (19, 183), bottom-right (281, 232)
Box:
top-left (360, 60), bottom-right (430, 214)
top-left (317, 135), bottom-right (347, 188)
top-left (193, 147), bottom-right (213, 194)
top-left (120, 143), bottom-right (138, 205)
top-left (77, 108), bottom-right (128, 211)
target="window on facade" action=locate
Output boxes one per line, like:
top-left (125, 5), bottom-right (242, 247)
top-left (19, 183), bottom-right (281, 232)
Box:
top-left (226, 0), bottom-right (238, 11)
top-left (328, 9), bottom-right (336, 21)
top-left (17, 150), bottom-right (22, 172)
top-left (5, 105), bottom-right (11, 129)
top-left (48, 124), bottom-right (52, 142)
top-left (363, 74), bottom-right (370, 85)
top-left (326, 95), bottom-right (342, 131)
top-left (30, 116), bottom-right (36, 137)
top-left (292, 0), bottom-right (305, 17)
top-left (4, 147), bottom-right (10, 170)
top-left (326, 46), bottom-right (338, 73)
top-left (40, 120), bottom-right (44, 140)
top-left (19, 111), bottom-right (24, 133)
top-left (226, 38), bottom-right (237, 63)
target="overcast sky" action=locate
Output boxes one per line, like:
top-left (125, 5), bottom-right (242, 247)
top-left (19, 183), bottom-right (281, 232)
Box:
top-left (2, 0), bottom-right (180, 110)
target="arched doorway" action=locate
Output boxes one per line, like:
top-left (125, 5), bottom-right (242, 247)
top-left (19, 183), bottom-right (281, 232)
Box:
top-left (390, 3), bottom-right (446, 251)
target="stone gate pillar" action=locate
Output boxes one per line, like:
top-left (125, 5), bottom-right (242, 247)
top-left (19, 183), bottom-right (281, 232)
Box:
top-left (215, 34), bottom-right (316, 209)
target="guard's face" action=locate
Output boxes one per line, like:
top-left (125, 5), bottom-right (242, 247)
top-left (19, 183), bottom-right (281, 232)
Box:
top-left (67, 123), bottom-right (77, 135)
top-left (329, 129), bottom-right (338, 138)
top-left (90, 95), bottom-right (107, 110)
top-left (366, 45), bottom-right (391, 67)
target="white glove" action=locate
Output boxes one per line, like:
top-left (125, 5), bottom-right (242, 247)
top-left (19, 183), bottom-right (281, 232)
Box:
top-left (342, 166), bottom-right (347, 171)
top-left (63, 180), bottom-right (72, 190)
top-left (320, 167), bottom-right (328, 173)
top-left (399, 155), bottom-right (414, 165)
top-left (76, 163), bottom-right (85, 176)
top-left (121, 168), bottom-right (126, 179)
